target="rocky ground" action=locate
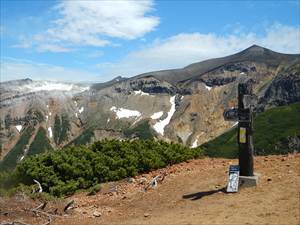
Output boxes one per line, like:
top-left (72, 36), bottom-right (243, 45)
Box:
top-left (1, 154), bottom-right (299, 225)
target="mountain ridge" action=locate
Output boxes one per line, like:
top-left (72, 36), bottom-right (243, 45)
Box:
top-left (1, 45), bottom-right (299, 168)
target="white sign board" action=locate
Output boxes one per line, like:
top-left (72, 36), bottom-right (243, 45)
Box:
top-left (227, 165), bottom-right (240, 193)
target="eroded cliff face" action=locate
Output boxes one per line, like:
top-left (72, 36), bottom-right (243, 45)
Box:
top-left (1, 46), bottom-right (299, 163)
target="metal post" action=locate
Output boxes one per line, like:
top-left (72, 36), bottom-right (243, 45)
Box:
top-left (238, 83), bottom-right (254, 176)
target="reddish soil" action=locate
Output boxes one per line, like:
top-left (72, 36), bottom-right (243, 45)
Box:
top-left (1, 154), bottom-right (299, 225)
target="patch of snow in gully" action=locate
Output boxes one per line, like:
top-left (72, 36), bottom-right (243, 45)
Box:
top-left (151, 111), bottom-right (164, 120)
top-left (205, 85), bottom-right (212, 91)
top-left (134, 90), bottom-right (151, 96)
top-left (191, 139), bottom-right (198, 148)
top-left (48, 127), bottom-right (53, 138)
top-left (153, 96), bottom-right (176, 135)
top-left (79, 107), bottom-right (84, 114)
top-left (16, 125), bottom-right (22, 132)
top-left (110, 106), bottom-right (141, 119)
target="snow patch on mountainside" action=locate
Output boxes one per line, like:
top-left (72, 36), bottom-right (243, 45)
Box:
top-left (79, 107), bottom-right (84, 114)
top-left (15, 125), bottom-right (22, 132)
top-left (134, 90), bottom-right (151, 96)
top-left (205, 85), bottom-right (212, 91)
top-left (110, 106), bottom-right (141, 119)
top-left (151, 111), bottom-right (164, 120)
top-left (153, 96), bottom-right (176, 135)
top-left (191, 139), bottom-right (198, 148)
top-left (48, 127), bottom-right (53, 138)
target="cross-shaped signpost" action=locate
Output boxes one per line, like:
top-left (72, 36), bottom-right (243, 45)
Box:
top-left (224, 81), bottom-right (259, 192)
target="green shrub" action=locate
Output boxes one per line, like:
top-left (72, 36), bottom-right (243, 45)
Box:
top-left (27, 127), bottom-right (53, 156)
top-left (53, 114), bottom-right (70, 145)
top-left (87, 184), bottom-right (101, 196)
top-left (53, 114), bottom-right (61, 145)
top-left (15, 139), bottom-right (203, 197)
top-left (59, 114), bottom-right (70, 144)
top-left (68, 128), bottom-right (94, 146)
top-left (124, 120), bottom-right (154, 139)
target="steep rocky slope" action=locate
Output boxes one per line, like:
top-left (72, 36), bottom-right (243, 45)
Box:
top-left (1, 45), bottom-right (299, 166)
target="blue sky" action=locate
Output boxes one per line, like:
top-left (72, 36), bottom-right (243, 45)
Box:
top-left (1, 0), bottom-right (300, 82)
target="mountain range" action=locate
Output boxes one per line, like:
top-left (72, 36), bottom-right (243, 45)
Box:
top-left (1, 45), bottom-right (299, 170)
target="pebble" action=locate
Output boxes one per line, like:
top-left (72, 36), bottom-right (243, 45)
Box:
top-left (144, 213), bottom-right (150, 217)
top-left (93, 211), bottom-right (102, 217)
top-left (128, 178), bottom-right (136, 183)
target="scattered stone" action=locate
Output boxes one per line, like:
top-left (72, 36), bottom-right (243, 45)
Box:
top-left (128, 178), bottom-right (136, 183)
top-left (267, 178), bottom-right (272, 182)
top-left (64, 199), bottom-right (75, 212)
top-left (138, 177), bottom-right (148, 185)
top-left (144, 213), bottom-right (150, 217)
top-left (93, 211), bottom-right (102, 217)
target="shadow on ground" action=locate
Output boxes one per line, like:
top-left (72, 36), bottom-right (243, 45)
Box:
top-left (182, 187), bottom-right (226, 201)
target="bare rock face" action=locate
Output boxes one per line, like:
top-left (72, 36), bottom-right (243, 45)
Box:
top-left (1, 45), bottom-right (299, 163)
top-left (258, 60), bottom-right (300, 109)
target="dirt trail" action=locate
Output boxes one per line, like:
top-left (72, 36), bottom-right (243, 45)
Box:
top-left (1, 154), bottom-right (299, 225)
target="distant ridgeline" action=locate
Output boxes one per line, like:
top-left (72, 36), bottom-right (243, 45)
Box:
top-left (201, 102), bottom-right (300, 158)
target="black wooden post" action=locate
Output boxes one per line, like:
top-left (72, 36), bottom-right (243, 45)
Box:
top-left (238, 83), bottom-right (254, 176)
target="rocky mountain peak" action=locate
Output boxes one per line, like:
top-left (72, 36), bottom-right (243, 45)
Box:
top-left (243, 44), bottom-right (266, 54)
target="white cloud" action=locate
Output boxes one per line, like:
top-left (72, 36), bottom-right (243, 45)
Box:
top-left (0, 58), bottom-right (101, 82)
top-left (16, 0), bottom-right (159, 52)
top-left (37, 43), bottom-right (72, 53)
top-left (98, 24), bottom-right (300, 77)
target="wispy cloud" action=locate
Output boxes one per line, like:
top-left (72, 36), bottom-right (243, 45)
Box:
top-left (97, 24), bottom-right (300, 77)
top-left (0, 57), bottom-right (101, 82)
top-left (36, 43), bottom-right (72, 53)
top-left (4, 24), bottom-right (299, 82)
top-left (14, 0), bottom-right (159, 52)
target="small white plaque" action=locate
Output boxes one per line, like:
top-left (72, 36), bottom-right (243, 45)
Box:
top-left (227, 165), bottom-right (240, 193)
